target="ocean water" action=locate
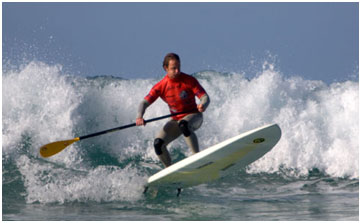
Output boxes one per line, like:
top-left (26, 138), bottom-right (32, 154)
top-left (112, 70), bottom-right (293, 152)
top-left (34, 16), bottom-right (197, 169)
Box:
top-left (2, 61), bottom-right (359, 220)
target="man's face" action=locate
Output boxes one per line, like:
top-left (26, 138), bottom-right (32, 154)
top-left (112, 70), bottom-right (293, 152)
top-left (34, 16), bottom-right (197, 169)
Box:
top-left (165, 60), bottom-right (180, 79)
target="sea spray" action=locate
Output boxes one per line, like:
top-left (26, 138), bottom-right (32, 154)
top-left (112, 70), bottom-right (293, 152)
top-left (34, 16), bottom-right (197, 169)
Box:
top-left (16, 155), bottom-right (146, 203)
top-left (196, 67), bottom-right (358, 178)
top-left (3, 61), bottom-right (358, 204)
top-left (3, 61), bottom-right (81, 164)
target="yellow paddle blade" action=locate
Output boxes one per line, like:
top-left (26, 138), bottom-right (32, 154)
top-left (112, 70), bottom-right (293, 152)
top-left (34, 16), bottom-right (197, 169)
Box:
top-left (39, 137), bottom-right (80, 158)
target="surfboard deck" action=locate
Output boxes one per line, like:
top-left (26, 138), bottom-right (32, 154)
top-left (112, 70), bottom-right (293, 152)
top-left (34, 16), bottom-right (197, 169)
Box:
top-left (146, 123), bottom-right (281, 191)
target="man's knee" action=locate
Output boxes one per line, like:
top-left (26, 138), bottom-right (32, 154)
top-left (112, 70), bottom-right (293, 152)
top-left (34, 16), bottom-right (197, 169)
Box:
top-left (179, 120), bottom-right (191, 137)
top-left (154, 138), bottom-right (164, 155)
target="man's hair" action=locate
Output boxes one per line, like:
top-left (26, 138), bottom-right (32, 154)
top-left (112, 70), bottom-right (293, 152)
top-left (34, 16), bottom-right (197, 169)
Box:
top-left (163, 53), bottom-right (180, 68)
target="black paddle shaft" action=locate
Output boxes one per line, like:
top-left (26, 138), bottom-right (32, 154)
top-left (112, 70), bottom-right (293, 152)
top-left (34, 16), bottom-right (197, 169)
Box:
top-left (78, 111), bottom-right (197, 140)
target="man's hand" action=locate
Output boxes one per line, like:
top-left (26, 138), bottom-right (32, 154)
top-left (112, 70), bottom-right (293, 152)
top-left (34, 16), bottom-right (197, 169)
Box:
top-left (197, 104), bottom-right (205, 112)
top-left (136, 118), bottom-right (146, 126)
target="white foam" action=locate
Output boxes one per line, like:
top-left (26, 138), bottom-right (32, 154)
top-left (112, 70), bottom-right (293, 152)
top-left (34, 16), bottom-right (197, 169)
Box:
top-left (16, 155), bottom-right (146, 203)
top-left (3, 60), bottom-right (358, 204)
top-left (3, 62), bottom-right (80, 162)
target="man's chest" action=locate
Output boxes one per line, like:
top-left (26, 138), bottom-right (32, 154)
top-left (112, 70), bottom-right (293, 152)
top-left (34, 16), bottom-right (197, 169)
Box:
top-left (161, 82), bottom-right (193, 103)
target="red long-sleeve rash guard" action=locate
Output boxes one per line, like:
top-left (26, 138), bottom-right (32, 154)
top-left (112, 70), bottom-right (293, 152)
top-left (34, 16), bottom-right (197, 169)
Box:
top-left (144, 72), bottom-right (206, 120)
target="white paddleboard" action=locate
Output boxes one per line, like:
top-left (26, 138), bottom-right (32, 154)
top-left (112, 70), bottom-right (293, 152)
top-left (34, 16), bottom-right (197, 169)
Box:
top-left (147, 123), bottom-right (281, 189)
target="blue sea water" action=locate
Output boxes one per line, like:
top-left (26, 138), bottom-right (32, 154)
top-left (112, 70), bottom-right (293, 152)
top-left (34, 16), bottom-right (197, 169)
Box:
top-left (2, 61), bottom-right (359, 220)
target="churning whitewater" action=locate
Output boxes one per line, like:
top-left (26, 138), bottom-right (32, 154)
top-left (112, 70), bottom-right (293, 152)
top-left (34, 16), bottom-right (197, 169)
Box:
top-left (2, 61), bottom-right (358, 220)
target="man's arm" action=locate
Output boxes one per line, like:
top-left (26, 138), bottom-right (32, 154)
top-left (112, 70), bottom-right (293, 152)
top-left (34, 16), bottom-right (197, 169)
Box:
top-left (136, 99), bottom-right (150, 126)
top-left (197, 93), bottom-right (210, 112)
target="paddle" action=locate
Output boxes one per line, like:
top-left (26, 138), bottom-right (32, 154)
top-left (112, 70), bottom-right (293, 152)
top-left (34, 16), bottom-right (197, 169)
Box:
top-left (39, 111), bottom-right (194, 158)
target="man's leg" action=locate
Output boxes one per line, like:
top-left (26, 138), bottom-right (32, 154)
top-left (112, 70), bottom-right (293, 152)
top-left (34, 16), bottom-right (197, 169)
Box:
top-left (154, 120), bottom-right (182, 167)
top-left (179, 113), bottom-right (203, 154)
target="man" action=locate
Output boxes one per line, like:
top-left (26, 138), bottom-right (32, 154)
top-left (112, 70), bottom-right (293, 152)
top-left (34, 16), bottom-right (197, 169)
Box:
top-left (136, 53), bottom-right (210, 167)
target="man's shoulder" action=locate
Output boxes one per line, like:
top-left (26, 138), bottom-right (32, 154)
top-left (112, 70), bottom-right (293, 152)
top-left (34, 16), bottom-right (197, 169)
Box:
top-left (150, 76), bottom-right (170, 97)
top-left (180, 72), bottom-right (197, 82)
top-left (180, 72), bottom-right (192, 78)
top-left (153, 75), bottom-right (168, 88)
top-left (181, 73), bottom-right (201, 86)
